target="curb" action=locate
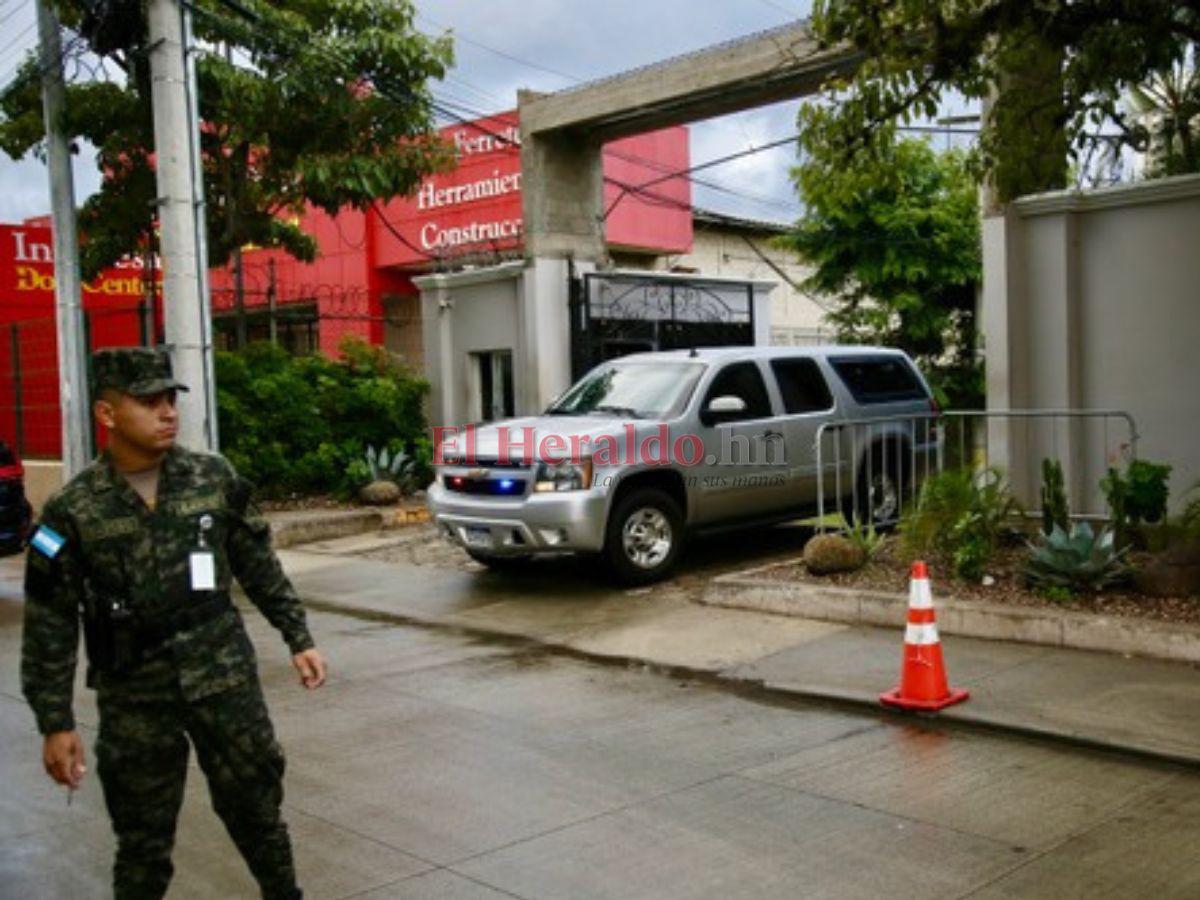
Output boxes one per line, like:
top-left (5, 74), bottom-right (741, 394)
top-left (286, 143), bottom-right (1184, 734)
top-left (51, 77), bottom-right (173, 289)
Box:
top-left (297, 592), bottom-right (1200, 771)
top-left (701, 570), bottom-right (1200, 665)
top-left (269, 509), bottom-right (387, 549)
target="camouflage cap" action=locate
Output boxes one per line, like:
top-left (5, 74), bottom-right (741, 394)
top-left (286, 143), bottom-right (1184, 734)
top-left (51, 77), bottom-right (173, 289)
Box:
top-left (91, 347), bottom-right (190, 397)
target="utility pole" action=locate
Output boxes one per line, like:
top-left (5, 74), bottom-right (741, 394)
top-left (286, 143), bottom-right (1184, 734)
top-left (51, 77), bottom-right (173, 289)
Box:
top-left (147, 0), bottom-right (218, 451)
top-left (36, 0), bottom-right (91, 478)
top-left (225, 43), bottom-right (248, 350)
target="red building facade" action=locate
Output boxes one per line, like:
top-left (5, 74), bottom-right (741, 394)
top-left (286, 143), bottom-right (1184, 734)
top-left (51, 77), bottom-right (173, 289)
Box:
top-left (1, 111), bottom-right (692, 457)
top-left (208, 111), bottom-right (692, 356)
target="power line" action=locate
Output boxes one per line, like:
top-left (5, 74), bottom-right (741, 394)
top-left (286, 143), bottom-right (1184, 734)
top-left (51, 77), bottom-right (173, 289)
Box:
top-left (414, 11), bottom-right (804, 210)
top-left (752, 0), bottom-right (804, 20)
top-left (603, 133), bottom-right (800, 219)
top-left (430, 92), bottom-right (802, 219)
top-left (416, 11), bottom-right (580, 85)
top-left (0, 0), bottom-right (32, 34)
top-left (0, 21), bottom-right (37, 70)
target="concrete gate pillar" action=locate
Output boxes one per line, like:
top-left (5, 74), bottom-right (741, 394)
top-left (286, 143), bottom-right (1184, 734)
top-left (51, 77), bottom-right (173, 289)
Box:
top-left (518, 89), bottom-right (607, 411)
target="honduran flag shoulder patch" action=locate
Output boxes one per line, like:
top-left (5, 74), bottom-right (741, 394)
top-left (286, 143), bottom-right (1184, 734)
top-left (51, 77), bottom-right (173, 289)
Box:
top-left (30, 525), bottom-right (66, 559)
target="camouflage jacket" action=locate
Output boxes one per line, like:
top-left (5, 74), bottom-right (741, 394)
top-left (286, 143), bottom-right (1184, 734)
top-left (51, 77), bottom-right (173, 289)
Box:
top-left (21, 446), bottom-right (313, 734)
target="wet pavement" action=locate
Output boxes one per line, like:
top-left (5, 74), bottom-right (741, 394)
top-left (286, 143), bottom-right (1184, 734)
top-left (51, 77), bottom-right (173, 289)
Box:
top-left (6, 522), bottom-right (1200, 898)
top-left (4, 571), bottom-right (1200, 898)
top-left (273, 529), bottom-right (1200, 766)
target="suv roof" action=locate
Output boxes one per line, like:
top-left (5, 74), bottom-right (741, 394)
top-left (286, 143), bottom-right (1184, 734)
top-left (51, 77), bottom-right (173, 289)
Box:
top-left (609, 345), bottom-right (907, 364)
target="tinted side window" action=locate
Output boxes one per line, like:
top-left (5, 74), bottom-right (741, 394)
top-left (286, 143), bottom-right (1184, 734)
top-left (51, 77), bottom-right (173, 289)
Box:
top-left (771, 358), bottom-right (833, 414)
top-left (704, 362), bottom-right (772, 420)
top-left (830, 356), bottom-right (927, 404)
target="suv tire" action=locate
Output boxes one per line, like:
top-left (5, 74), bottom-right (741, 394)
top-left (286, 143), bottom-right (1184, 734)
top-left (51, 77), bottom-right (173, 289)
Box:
top-left (843, 443), bottom-right (904, 530)
top-left (603, 488), bottom-right (684, 586)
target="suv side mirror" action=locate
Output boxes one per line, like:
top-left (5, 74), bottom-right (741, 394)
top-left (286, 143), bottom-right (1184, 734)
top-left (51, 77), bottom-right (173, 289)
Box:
top-left (701, 394), bottom-right (748, 426)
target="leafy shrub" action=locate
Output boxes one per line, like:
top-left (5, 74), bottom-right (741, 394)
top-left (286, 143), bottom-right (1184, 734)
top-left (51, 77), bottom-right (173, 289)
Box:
top-left (216, 337), bottom-right (430, 497)
top-left (1127, 460), bottom-right (1172, 524)
top-left (1182, 481), bottom-right (1200, 538)
top-left (1040, 458), bottom-right (1069, 536)
top-left (1023, 522), bottom-right (1129, 593)
top-left (1100, 466), bottom-right (1131, 548)
top-left (951, 530), bottom-right (990, 583)
top-left (1101, 458), bottom-right (1173, 548)
top-left (901, 467), bottom-right (1019, 582)
top-left (844, 515), bottom-right (884, 560)
top-left (1041, 585), bottom-right (1076, 603)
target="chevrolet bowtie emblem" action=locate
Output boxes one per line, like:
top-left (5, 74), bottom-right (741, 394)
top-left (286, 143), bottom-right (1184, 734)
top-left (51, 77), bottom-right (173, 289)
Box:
top-left (466, 468), bottom-right (489, 479)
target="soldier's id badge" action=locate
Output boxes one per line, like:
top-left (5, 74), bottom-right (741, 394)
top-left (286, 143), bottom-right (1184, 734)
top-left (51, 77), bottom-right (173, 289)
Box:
top-left (189, 552), bottom-right (216, 591)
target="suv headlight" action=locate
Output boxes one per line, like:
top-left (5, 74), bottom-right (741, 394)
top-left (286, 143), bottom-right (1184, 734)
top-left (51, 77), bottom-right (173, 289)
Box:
top-left (533, 457), bottom-right (593, 492)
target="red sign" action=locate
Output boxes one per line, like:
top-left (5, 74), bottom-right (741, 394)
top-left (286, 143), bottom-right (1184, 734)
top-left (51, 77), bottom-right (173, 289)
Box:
top-left (0, 222), bottom-right (162, 458)
top-left (0, 224), bottom-right (159, 321)
top-left (372, 110), bottom-right (693, 269)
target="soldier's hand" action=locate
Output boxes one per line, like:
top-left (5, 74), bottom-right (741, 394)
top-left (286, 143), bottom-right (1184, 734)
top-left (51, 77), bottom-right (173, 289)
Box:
top-left (291, 648), bottom-right (327, 690)
top-left (43, 731), bottom-right (87, 788)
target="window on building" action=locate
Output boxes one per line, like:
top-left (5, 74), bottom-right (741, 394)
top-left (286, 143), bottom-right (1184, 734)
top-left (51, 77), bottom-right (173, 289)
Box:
top-left (475, 350), bottom-right (515, 422)
top-left (771, 358), bottom-right (833, 414)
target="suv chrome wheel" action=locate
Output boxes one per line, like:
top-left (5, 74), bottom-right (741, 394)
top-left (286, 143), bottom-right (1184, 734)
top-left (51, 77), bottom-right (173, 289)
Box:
top-left (867, 471), bottom-right (899, 523)
top-left (621, 507), bottom-right (673, 569)
top-left (604, 487), bottom-right (684, 585)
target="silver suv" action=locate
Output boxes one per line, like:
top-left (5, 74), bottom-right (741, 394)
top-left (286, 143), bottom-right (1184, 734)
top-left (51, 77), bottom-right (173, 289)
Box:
top-left (428, 345), bottom-right (937, 584)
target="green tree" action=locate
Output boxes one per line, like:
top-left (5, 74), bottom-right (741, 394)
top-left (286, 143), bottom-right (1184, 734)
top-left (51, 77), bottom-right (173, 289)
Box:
top-left (1126, 61), bottom-right (1200, 177)
top-left (808, 0), bottom-right (1200, 201)
top-left (779, 112), bottom-right (981, 406)
top-left (0, 0), bottom-right (453, 278)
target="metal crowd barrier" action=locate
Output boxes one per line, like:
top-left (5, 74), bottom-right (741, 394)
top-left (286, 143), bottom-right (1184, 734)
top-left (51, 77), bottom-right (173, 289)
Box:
top-left (814, 408), bottom-right (1140, 533)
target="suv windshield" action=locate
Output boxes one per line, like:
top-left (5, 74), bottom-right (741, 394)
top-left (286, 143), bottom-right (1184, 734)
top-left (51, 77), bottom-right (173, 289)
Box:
top-left (547, 361), bottom-right (705, 419)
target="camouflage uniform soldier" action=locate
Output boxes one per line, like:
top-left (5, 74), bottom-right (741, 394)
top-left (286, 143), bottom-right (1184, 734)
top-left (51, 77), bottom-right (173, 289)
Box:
top-left (21, 347), bottom-right (327, 900)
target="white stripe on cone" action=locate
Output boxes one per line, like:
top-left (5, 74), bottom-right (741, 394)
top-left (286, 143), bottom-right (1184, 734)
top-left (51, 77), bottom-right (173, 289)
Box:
top-left (909, 576), bottom-right (933, 610)
top-left (904, 623), bottom-right (940, 646)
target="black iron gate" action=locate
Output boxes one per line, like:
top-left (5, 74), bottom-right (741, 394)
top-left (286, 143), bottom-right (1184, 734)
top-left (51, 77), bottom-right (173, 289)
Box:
top-left (569, 272), bottom-right (756, 380)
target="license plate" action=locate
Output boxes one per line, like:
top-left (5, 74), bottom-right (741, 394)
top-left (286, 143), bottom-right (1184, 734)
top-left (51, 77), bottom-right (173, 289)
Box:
top-left (463, 526), bottom-right (492, 548)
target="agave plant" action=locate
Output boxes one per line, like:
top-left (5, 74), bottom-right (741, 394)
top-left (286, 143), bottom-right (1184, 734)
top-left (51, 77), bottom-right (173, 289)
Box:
top-left (365, 445), bottom-right (415, 487)
top-left (1023, 522), bottom-right (1130, 593)
top-left (844, 514), bottom-right (884, 560)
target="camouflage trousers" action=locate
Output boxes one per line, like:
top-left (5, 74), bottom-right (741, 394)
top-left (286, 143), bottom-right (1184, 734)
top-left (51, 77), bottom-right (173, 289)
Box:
top-left (95, 677), bottom-right (301, 900)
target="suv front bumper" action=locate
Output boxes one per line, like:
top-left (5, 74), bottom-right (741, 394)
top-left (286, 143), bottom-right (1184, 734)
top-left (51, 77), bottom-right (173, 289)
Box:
top-left (427, 481), bottom-right (609, 556)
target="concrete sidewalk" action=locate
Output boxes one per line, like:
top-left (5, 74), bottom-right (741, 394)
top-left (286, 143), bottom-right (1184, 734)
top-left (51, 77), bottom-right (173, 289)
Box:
top-left (279, 549), bottom-right (1200, 768)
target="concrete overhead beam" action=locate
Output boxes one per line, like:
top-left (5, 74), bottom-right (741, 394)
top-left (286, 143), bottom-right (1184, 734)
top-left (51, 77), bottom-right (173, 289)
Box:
top-left (520, 22), bottom-right (859, 142)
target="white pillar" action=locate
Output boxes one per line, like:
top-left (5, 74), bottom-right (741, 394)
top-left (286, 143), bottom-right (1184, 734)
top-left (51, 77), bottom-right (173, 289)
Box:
top-left (147, 0), bottom-right (216, 450)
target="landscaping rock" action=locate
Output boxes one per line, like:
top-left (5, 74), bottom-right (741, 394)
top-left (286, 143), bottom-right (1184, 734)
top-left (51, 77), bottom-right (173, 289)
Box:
top-left (359, 480), bottom-right (402, 506)
top-left (802, 534), bottom-right (866, 575)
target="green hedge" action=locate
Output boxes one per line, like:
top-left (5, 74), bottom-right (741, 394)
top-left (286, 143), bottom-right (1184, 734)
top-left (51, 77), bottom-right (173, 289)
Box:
top-left (215, 337), bottom-right (431, 497)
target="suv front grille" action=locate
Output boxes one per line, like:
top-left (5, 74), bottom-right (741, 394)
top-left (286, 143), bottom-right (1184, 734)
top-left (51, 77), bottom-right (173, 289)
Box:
top-left (443, 474), bottom-right (527, 496)
top-left (440, 456), bottom-right (528, 469)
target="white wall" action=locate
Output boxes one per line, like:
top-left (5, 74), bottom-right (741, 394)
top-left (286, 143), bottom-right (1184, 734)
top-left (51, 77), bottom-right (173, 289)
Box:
top-left (417, 263), bottom-right (524, 427)
top-left (982, 174), bottom-right (1200, 513)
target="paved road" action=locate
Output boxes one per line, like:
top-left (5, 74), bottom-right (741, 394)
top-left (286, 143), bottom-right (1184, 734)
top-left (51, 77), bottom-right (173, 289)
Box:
top-left (3, 593), bottom-right (1199, 899)
top-left (356, 521), bottom-right (819, 597)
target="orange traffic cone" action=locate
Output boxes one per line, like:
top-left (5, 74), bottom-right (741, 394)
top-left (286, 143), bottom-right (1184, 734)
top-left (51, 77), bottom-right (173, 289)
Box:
top-left (879, 561), bottom-right (969, 712)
